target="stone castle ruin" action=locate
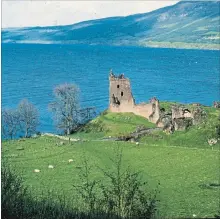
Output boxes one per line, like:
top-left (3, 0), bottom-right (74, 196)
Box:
top-left (108, 70), bottom-right (206, 132)
top-left (109, 70), bottom-right (160, 124)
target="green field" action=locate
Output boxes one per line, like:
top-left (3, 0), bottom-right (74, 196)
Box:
top-left (2, 103), bottom-right (220, 218)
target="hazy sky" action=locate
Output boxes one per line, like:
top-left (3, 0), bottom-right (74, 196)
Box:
top-left (2, 1), bottom-right (179, 28)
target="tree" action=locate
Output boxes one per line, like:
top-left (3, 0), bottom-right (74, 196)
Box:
top-left (49, 84), bottom-right (81, 135)
top-left (17, 99), bottom-right (39, 138)
top-left (76, 107), bottom-right (97, 130)
top-left (2, 109), bottom-right (20, 139)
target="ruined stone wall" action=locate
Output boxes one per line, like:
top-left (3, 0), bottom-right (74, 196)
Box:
top-left (134, 103), bottom-right (153, 119)
top-left (171, 105), bottom-right (192, 120)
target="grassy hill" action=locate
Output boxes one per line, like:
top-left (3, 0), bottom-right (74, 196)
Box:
top-left (2, 1), bottom-right (220, 50)
top-left (2, 102), bottom-right (220, 218)
top-left (72, 102), bottom-right (220, 148)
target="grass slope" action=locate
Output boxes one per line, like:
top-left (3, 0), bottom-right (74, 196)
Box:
top-left (2, 137), bottom-right (219, 218)
top-left (73, 103), bottom-right (220, 149)
top-left (2, 103), bottom-right (220, 217)
top-left (141, 104), bottom-right (220, 149)
top-left (72, 111), bottom-right (156, 140)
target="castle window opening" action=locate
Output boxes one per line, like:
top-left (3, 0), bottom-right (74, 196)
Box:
top-left (121, 92), bottom-right (124, 96)
top-left (117, 85), bottom-right (120, 88)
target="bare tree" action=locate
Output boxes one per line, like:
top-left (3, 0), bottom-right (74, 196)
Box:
top-left (2, 109), bottom-right (20, 139)
top-left (17, 99), bottom-right (39, 138)
top-left (49, 83), bottom-right (81, 135)
top-left (78, 107), bottom-right (97, 125)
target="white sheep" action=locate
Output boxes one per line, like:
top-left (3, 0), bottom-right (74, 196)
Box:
top-left (34, 169), bottom-right (40, 173)
top-left (48, 165), bottom-right (54, 169)
top-left (208, 138), bottom-right (218, 146)
top-left (136, 142), bottom-right (139, 145)
top-left (68, 159), bottom-right (73, 163)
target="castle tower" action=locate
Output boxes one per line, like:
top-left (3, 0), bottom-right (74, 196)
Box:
top-left (108, 70), bottom-right (161, 124)
top-left (109, 70), bottom-right (135, 112)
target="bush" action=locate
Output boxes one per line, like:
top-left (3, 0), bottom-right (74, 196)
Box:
top-left (215, 115), bottom-right (220, 139)
top-left (36, 131), bottom-right (41, 136)
top-left (80, 120), bottom-right (106, 133)
top-left (99, 149), bottom-right (159, 219)
top-left (1, 163), bottom-right (117, 219)
top-left (1, 163), bottom-right (27, 218)
top-left (100, 110), bottom-right (109, 116)
top-left (74, 148), bottom-right (159, 219)
top-left (2, 150), bottom-right (159, 219)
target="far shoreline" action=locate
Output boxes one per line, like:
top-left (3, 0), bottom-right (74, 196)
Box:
top-left (2, 41), bottom-right (220, 51)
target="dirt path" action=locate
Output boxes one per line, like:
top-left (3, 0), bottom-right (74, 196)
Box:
top-left (41, 132), bottom-right (219, 152)
top-left (41, 133), bottom-right (80, 142)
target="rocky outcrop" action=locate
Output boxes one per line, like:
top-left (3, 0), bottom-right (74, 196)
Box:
top-left (191, 106), bottom-right (206, 125)
top-left (173, 117), bottom-right (193, 131)
top-left (148, 97), bottom-right (161, 123)
top-left (157, 104), bottom-right (206, 132)
top-left (213, 101), bottom-right (220, 108)
top-left (171, 105), bottom-right (192, 120)
top-left (115, 127), bottom-right (163, 142)
top-left (156, 112), bottom-right (174, 133)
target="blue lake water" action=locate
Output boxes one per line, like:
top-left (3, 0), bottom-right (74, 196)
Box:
top-left (2, 43), bottom-right (220, 133)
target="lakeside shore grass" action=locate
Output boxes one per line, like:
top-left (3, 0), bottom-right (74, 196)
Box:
top-left (139, 41), bottom-right (220, 50)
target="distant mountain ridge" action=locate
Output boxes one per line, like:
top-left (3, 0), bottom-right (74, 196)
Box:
top-left (2, 1), bottom-right (220, 50)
